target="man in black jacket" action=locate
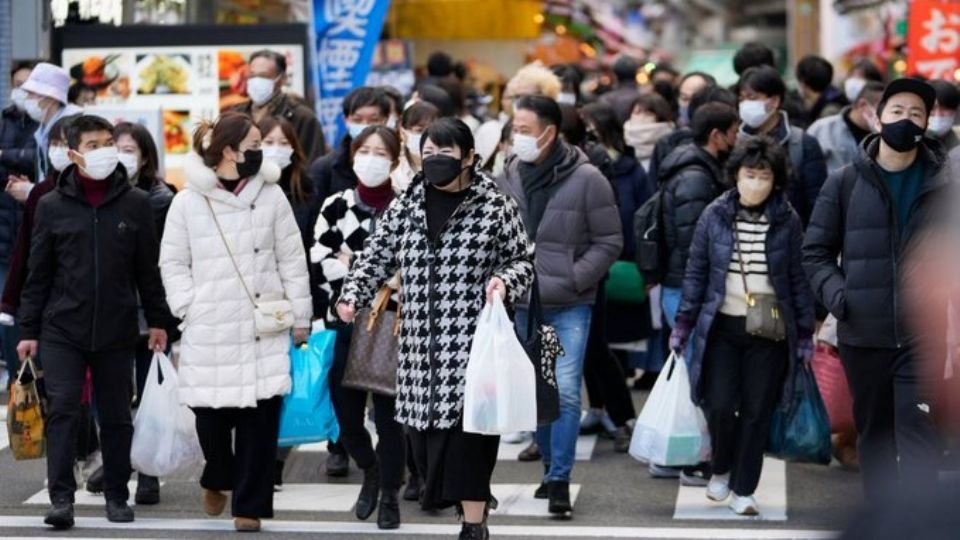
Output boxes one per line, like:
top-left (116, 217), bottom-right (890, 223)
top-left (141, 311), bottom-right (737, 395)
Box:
top-left (17, 115), bottom-right (170, 529)
top-left (803, 79), bottom-right (947, 499)
top-left (231, 49), bottom-right (326, 160)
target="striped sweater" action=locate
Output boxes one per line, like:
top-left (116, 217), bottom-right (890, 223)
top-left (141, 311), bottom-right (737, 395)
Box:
top-left (721, 210), bottom-right (776, 316)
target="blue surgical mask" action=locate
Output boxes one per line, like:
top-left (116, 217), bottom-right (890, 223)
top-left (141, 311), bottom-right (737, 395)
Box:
top-left (678, 104), bottom-right (690, 127)
top-left (347, 122), bottom-right (367, 139)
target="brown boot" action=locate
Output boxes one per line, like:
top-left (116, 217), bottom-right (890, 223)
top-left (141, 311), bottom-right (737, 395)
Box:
top-left (202, 489), bottom-right (227, 516)
top-left (234, 517), bottom-right (261, 532)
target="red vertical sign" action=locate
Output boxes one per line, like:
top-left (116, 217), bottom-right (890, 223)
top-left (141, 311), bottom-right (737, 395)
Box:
top-left (908, 0), bottom-right (960, 80)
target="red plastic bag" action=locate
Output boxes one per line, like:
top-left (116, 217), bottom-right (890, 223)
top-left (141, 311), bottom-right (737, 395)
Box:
top-left (811, 344), bottom-right (855, 433)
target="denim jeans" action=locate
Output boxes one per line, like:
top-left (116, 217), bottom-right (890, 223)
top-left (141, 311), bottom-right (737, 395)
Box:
top-left (516, 304), bottom-right (593, 483)
top-left (0, 263), bottom-right (20, 386)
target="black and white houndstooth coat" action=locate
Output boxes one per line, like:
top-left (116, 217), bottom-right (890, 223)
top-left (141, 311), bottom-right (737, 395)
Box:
top-left (339, 173), bottom-right (535, 431)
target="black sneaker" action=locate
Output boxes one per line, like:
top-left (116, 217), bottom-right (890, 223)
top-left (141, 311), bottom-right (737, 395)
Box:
top-left (44, 502), bottom-right (74, 530)
top-left (402, 473), bottom-right (422, 501)
top-left (135, 474), bottom-right (160, 505)
top-left (85, 466), bottom-right (104, 494)
top-left (326, 451), bottom-right (349, 478)
top-left (547, 480), bottom-right (572, 516)
top-left (105, 499), bottom-right (135, 523)
top-left (458, 522), bottom-right (489, 540)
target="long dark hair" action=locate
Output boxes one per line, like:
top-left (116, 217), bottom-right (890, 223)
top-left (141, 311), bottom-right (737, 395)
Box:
top-left (257, 115), bottom-right (310, 203)
top-left (192, 112), bottom-right (257, 168)
top-left (580, 102), bottom-right (627, 155)
top-left (114, 122), bottom-right (161, 189)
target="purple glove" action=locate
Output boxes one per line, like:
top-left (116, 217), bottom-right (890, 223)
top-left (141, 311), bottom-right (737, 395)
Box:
top-left (669, 317), bottom-right (692, 353)
top-left (797, 338), bottom-right (815, 365)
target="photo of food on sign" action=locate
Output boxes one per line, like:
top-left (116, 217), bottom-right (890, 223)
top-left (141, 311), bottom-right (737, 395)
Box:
top-left (163, 110), bottom-right (191, 154)
top-left (219, 49), bottom-right (252, 110)
top-left (136, 54), bottom-right (192, 95)
top-left (67, 54), bottom-right (131, 100)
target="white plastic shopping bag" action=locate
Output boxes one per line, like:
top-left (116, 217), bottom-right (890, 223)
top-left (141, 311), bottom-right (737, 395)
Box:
top-left (463, 296), bottom-right (538, 435)
top-left (130, 352), bottom-right (204, 477)
top-left (629, 351), bottom-right (711, 466)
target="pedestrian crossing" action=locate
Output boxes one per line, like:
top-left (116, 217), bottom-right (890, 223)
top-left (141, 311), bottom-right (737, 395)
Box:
top-left (674, 458), bottom-right (787, 521)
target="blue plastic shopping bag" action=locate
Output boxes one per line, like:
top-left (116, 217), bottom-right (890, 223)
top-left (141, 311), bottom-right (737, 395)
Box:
top-left (278, 330), bottom-right (340, 447)
top-left (768, 361), bottom-right (831, 464)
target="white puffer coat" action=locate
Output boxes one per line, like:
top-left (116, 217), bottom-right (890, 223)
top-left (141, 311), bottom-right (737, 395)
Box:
top-left (160, 153), bottom-right (312, 408)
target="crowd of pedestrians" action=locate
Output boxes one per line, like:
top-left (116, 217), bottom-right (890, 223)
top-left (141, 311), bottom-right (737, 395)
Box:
top-left (0, 42), bottom-right (959, 540)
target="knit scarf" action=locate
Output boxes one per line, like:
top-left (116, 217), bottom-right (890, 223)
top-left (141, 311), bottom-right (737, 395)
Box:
top-left (356, 182), bottom-right (395, 212)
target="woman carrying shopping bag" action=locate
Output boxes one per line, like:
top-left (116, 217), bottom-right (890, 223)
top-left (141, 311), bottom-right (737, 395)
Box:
top-left (310, 125), bottom-right (405, 530)
top-left (670, 137), bottom-right (815, 515)
top-left (336, 118), bottom-right (534, 540)
top-left (159, 112), bottom-right (312, 532)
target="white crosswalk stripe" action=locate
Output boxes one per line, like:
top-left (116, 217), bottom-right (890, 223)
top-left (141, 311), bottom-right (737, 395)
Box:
top-left (0, 406), bottom-right (7, 451)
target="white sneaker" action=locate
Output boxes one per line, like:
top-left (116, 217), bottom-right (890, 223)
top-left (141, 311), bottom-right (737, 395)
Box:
top-left (729, 494), bottom-right (759, 516)
top-left (502, 431), bottom-right (530, 444)
top-left (706, 473), bottom-right (731, 502)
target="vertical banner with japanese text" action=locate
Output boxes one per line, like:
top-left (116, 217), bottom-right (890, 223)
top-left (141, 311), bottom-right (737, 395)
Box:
top-left (315, 0), bottom-right (392, 147)
top-left (907, 0), bottom-right (960, 80)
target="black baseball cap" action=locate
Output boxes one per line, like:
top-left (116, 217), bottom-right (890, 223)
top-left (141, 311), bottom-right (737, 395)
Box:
top-left (878, 78), bottom-right (937, 116)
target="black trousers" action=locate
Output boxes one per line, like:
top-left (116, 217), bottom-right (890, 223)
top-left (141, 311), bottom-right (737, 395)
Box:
top-left (838, 344), bottom-right (942, 498)
top-left (584, 283), bottom-right (637, 426)
top-left (329, 325), bottom-right (405, 490)
top-left (42, 339), bottom-right (134, 504)
top-left (193, 396), bottom-right (282, 518)
top-left (703, 314), bottom-right (788, 497)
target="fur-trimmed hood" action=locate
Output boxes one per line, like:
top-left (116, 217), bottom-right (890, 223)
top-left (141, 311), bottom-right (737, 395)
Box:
top-left (183, 152), bottom-right (281, 193)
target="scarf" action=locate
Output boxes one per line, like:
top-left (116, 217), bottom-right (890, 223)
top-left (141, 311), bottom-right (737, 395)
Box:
top-left (357, 182), bottom-right (395, 212)
top-left (518, 140), bottom-right (581, 238)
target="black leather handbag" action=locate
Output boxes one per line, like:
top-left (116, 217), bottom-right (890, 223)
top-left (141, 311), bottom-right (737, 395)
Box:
top-left (343, 283), bottom-right (401, 396)
top-left (519, 275), bottom-right (563, 426)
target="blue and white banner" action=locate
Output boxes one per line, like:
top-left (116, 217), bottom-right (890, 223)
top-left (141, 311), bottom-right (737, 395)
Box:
top-left (314, 0), bottom-right (392, 147)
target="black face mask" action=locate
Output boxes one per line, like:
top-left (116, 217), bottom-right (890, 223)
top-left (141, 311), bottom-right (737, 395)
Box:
top-left (236, 149), bottom-right (263, 178)
top-left (423, 154), bottom-right (466, 187)
top-left (880, 119), bottom-right (925, 153)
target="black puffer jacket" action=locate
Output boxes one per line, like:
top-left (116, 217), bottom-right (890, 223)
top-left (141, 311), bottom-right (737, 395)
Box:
top-left (0, 105), bottom-right (37, 183)
top-left (308, 136), bottom-right (357, 204)
top-left (19, 167), bottom-right (172, 350)
top-left (802, 136), bottom-right (951, 348)
top-left (659, 144), bottom-right (726, 287)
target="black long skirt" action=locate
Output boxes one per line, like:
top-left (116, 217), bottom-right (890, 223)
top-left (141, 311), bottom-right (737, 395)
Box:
top-left (406, 423), bottom-right (499, 511)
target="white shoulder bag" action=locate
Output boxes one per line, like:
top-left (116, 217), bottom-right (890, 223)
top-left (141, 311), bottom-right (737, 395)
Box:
top-left (206, 197), bottom-right (295, 334)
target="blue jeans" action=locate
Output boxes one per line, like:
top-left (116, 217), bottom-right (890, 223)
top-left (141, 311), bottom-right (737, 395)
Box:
top-left (516, 304), bottom-right (593, 483)
top-left (0, 263), bottom-right (20, 386)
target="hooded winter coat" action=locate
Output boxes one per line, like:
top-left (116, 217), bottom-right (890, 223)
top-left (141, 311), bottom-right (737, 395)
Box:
top-left (679, 189), bottom-right (815, 405)
top-left (159, 153), bottom-right (312, 408)
top-left (803, 136), bottom-right (952, 349)
top-left (659, 144), bottom-right (727, 287)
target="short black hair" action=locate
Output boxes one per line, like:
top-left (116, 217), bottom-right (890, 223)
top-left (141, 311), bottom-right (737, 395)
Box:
top-left (559, 103), bottom-right (586, 147)
top-left (652, 80), bottom-right (677, 110)
top-left (453, 61), bottom-right (468, 82)
top-left (341, 86), bottom-right (392, 118)
top-left (931, 80), bottom-right (960, 111)
top-left (740, 65), bottom-right (787, 101)
top-left (10, 60), bottom-right (36, 79)
top-left (796, 55), bottom-right (834, 93)
top-left (416, 83), bottom-right (456, 117)
top-left (67, 114), bottom-right (115, 150)
top-left (733, 42), bottom-right (776, 75)
top-left (850, 59), bottom-right (884, 83)
top-left (651, 63), bottom-right (679, 80)
top-left (250, 49), bottom-right (287, 76)
top-left (421, 117), bottom-right (474, 158)
top-left (726, 136), bottom-right (789, 190)
top-left (691, 102), bottom-right (738, 146)
top-left (857, 81), bottom-right (886, 105)
top-left (630, 93), bottom-right (674, 123)
top-left (436, 79), bottom-right (466, 114)
top-left (679, 71), bottom-right (718, 88)
top-left (613, 55), bottom-right (641, 84)
top-left (427, 51), bottom-right (454, 78)
top-left (515, 94), bottom-right (563, 130)
top-left (689, 86), bottom-right (738, 118)
top-left (379, 85), bottom-right (404, 116)
top-left (49, 113), bottom-right (81, 146)
top-left (581, 101), bottom-right (626, 154)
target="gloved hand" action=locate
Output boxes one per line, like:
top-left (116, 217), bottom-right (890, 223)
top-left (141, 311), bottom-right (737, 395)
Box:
top-left (0, 313), bottom-right (14, 327)
top-left (669, 317), bottom-right (691, 353)
top-left (797, 338), bottom-right (815, 365)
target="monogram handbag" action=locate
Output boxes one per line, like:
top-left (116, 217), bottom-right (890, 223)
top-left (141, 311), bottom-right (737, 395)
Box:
top-left (734, 225), bottom-right (786, 341)
top-left (343, 279), bottom-right (401, 396)
top-left (206, 198), bottom-right (295, 334)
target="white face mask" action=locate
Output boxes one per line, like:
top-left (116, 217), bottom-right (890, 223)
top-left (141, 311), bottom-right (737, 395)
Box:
top-left (737, 174), bottom-right (774, 208)
top-left (347, 122), bottom-right (368, 139)
top-left (78, 146), bottom-right (120, 180)
top-left (118, 151), bottom-right (140, 179)
top-left (352, 154), bottom-right (393, 187)
top-left (262, 144), bottom-right (294, 170)
top-left (404, 130), bottom-right (422, 157)
top-left (512, 130), bottom-right (549, 163)
top-left (24, 98), bottom-right (45, 123)
top-left (739, 99), bottom-right (772, 129)
top-left (246, 76), bottom-right (278, 106)
top-left (386, 115), bottom-right (399, 130)
top-left (48, 145), bottom-right (71, 172)
top-left (10, 88), bottom-right (27, 111)
top-left (557, 92), bottom-right (576, 105)
top-left (928, 114), bottom-right (955, 137)
top-left (844, 77), bottom-right (867, 103)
